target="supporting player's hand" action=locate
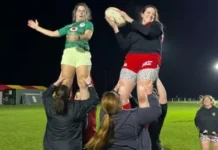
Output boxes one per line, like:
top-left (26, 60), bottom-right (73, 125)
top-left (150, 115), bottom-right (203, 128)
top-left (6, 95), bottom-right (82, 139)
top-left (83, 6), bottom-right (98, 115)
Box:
top-left (143, 80), bottom-right (154, 95)
top-left (54, 77), bottom-right (64, 86)
top-left (84, 75), bottom-right (92, 87)
top-left (120, 11), bottom-right (133, 23)
top-left (28, 19), bottom-right (39, 29)
top-left (105, 17), bottom-right (119, 33)
top-left (113, 82), bottom-right (123, 92)
top-left (152, 88), bottom-right (158, 96)
top-left (67, 34), bottom-right (80, 42)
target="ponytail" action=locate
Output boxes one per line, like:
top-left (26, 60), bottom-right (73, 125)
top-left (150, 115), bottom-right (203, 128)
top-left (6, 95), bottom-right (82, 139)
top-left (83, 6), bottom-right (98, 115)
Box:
top-left (54, 96), bottom-right (66, 114)
top-left (85, 91), bottom-right (121, 149)
top-left (84, 114), bottom-right (114, 150)
top-left (53, 85), bottom-right (70, 115)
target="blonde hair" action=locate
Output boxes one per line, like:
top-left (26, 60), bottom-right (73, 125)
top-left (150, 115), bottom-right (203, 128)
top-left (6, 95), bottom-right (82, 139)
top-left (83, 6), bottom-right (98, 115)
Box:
top-left (72, 3), bottom-right (92, 22)
top-left (140, 5), bottom-right (160, 23)
top-left (84, 91), bottom-right (122, 150)
top-left (200, 95), bottom-right (216, 106)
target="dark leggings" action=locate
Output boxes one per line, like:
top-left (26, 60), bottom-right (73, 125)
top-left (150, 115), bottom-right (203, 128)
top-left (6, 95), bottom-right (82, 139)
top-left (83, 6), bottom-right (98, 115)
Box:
top-left (148, 103), bottom-right (168, 150)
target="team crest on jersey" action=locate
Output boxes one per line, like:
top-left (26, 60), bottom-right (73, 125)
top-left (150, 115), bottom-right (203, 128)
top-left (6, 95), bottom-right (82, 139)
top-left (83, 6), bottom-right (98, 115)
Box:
top-left (212, 112), bottom-right (216, 116)
top-left (80, 23), bottom-right (85, 27)
top-left (70, 27), bottom-right (78, 31)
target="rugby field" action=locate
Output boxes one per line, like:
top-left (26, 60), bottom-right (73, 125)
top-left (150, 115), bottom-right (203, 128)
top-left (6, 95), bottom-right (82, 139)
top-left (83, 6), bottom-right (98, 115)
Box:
top-left (0, 102), bottom-right (203, 150)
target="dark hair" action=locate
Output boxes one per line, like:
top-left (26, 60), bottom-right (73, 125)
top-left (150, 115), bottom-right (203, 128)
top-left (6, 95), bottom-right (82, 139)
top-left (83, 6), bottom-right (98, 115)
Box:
top-left (140, 5), bottom-right (160, 22)
top-left (140, 5), bottom-right (164, 30)
top-left (140, 5), bottom-right (165, 42)
top-left (54, 85), bottom-right (70, 115)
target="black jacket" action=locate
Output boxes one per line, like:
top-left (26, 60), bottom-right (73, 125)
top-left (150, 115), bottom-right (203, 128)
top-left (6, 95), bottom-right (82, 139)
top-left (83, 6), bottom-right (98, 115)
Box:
top-left (42, 84), bottom-right (99, 150)
top-left (115, 21), bottom-right (163, 54)
top-left (194, 106), bottom-right (218, 134)
top-left (100, 94), bottom-right (162, 150)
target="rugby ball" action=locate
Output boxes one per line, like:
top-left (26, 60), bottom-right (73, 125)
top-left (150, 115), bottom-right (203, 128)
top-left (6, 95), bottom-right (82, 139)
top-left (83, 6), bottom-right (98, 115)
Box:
top-left (105, 7), bottom-right (126, 27)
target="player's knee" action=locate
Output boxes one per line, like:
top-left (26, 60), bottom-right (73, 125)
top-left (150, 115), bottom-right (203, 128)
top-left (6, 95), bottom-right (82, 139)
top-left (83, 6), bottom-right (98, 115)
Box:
top-left (61, 73), bottom-right (72, 84)
top-left (77, 78), bottom-right (87, 89)
top-left (62, 78), bottom-right (73, 87)
top-left (137, 85), bottom-right (146, 102)
top-left (138, 82), bottom-right (153, 93)
top-left (118, 85), bottom-right (130, 96)
top-left (115, 85), bottom-right (129, 104)
top-left (138, 94), bottom-right (146, 103)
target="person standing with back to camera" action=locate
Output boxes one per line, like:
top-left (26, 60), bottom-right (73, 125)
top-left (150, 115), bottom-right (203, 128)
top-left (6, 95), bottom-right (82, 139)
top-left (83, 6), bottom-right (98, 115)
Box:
top-left (42, 75), bottom-right (99, 150)
top-left (105, 5), bottom-right (164, 109)
top-left (28, 3), bottom-right (94, 100)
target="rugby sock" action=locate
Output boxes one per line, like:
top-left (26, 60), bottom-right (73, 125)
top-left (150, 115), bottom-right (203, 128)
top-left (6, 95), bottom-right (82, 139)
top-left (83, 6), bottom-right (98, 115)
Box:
top-left (122, 103), bottom-right (132, 109)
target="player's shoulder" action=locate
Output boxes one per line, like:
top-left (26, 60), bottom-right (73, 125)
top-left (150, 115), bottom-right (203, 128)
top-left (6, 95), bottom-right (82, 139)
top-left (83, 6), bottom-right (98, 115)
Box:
top-left (74, 21), bottom-right (93, 28)
top-left (151, 21), bottom-right (162, 27)
top-left (64, 23), bottom-right (74, 28)
top-left (84, 20), bottom-right (93, 24)
top-left (153, 21), bottom-right (164, 29)
top-left (83, 21), bottom-right (93, 26)
top-left (197, 106), bottom-right (206, 113)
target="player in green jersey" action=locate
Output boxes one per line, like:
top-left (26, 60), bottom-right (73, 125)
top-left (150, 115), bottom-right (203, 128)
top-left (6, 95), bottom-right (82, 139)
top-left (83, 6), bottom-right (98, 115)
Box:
top-left (28, 3), bottom-right (94, 100)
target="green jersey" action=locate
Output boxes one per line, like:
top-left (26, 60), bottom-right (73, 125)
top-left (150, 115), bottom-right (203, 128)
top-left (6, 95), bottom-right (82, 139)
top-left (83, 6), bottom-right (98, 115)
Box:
top-left (58, 21), bottom-right (94, 51)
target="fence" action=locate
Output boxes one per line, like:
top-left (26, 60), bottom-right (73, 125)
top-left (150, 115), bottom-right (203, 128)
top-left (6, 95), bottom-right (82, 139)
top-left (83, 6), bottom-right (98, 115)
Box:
top-left (169, 98), bottom-right (218, 105)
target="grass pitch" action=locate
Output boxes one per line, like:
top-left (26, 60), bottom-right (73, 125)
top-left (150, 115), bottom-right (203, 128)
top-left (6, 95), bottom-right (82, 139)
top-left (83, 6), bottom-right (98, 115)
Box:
top-left (0, 102), bottom-right (204, 150)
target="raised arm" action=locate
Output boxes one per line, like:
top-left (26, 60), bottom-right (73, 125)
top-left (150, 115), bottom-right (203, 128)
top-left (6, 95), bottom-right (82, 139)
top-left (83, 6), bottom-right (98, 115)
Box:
top-left (27, 19), bottom-right (67, 37)
top-left (79, 87), bottom-right (100, 114)
top-left (119, 11), bottom-right (163, 37)
top-left (156, 78), bottom-right (167, 104)
top-left (133, 94), bottom-right (161, 125)
top-left (76, 76), bottom-right (100, 115)
top-left (42, 84), bottom-right (56, 99)
top-left (130, 20), bottom-right (163, 37)
top-left (105, 17), bottom-right (130, 51)
top-left (115, 32), bottom-right (131, 51)
top-left (42, 78), bottom-right (64, 102)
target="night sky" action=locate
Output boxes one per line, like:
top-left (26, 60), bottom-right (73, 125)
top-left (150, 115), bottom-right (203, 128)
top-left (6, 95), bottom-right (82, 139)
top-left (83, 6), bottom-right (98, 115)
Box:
top-left (2, 0), bottom-right (218, 98)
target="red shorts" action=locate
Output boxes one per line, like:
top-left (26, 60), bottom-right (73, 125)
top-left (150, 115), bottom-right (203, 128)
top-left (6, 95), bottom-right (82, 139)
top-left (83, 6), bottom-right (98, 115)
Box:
top-left (122, 53), bottom-right (161, 73)
top-left (83, 109), bottom-right (97, 144)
